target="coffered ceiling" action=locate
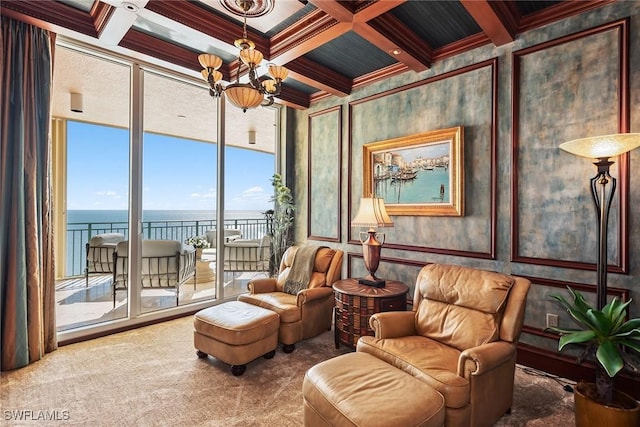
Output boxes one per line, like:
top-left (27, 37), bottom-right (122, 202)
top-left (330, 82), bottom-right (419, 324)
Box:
top-left (2, 0), bottom-right (614, 110)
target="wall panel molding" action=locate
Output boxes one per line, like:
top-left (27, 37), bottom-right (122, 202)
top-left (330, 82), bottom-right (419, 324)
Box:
top-left (307, 105), bottom-right (342, 242)
top-left (511, 18), bottom-right (630, 273)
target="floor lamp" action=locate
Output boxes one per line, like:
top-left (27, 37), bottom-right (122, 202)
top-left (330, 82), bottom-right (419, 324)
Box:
top-left (559, 133), bottom-right (640, 310)
top-left (351, 197), bottom-right (394, 288)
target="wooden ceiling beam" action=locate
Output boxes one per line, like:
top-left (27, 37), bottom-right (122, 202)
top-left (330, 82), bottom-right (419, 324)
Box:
top-left (278, 86), bottom-right (311, 110)
top-left (307, 0), bottom-right (354, 23)
top-left (309, 0), bottom-right (428, 73)
top-left (269, 9), bottom-right (350, 62)
top-left (460, 0), bottom-right (518, 46)
top-left (145, 0), bottom-right (269, 54)
top-left (120, 29), bottom-right (233, 82)
top-left (352, 0), bottom-right (407, 23)
top-left (363, 13), bottom-right (433, 72)
top-left (90, 2), bottom-right (117, 38)
top-left (0, 0), bottom-right (100, 37)
top-left (285, 57), bottom-right (352, 96)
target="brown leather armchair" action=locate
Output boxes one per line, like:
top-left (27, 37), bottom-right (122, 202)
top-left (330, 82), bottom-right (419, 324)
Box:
top-left (357, 263), bottom-right (531, 427)
top-left (238, 245), bottom-right (343, 353)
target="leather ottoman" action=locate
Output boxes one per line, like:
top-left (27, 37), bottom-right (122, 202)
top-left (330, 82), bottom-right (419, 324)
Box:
top-left (194, 301), bottom-right (279, 376)
top-left (303, 352), bottom-right (445, 427)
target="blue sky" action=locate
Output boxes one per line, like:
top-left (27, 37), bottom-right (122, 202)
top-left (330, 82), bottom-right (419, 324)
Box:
top-left (67, 121), bottom-right (275, 211)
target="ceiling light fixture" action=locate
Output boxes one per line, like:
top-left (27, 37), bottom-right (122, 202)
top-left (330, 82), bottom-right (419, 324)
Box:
top-left (198, 0), bottom-right (288, 112)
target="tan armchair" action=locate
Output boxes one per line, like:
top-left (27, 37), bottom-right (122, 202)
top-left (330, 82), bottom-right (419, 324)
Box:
top-left (238, 245), bottom-right (343, 353)
top-left (356, 263), bottom-right (531, 427)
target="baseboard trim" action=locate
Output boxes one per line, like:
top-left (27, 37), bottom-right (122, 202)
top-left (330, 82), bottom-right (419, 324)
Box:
top-left (517, 343), bottom-right (640, 400)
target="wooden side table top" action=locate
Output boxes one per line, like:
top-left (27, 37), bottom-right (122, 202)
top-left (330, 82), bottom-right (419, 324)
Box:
top-left (333, 278), bottom-right (409, 298)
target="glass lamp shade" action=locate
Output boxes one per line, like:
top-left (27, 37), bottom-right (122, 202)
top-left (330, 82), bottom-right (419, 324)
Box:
top-left (198, 53), bottom-right (223, 70)
top-left (201, 69), bottom-right (223, 83)
top-left (225, 83), bottom-right (264, 112)
top-left (560, 133), bottom-right (640, 159)
top-left (351, 197), bottom-right (394, 228)
top-left (239, 48), bottom-right (263, 66)
top-left (268, 64), bottom-right (289, 81)
top-left (262, 79), bottom-right (276, 93)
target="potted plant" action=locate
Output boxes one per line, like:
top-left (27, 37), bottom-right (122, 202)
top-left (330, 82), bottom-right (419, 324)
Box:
top-left (265, 173), bottom-right (294, 277)
top-left (186, 235), bottom-right (210, 259)
top-left (548, 286), bottom-right (640, 426)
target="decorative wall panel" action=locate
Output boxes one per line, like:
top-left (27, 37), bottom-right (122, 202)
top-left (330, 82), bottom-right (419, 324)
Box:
top-left (308, 105), bottom-right (342, 241)
top-left (349, 59), bottom-right (497, 259)
top-left (512, 19), bottom-right (630, 273)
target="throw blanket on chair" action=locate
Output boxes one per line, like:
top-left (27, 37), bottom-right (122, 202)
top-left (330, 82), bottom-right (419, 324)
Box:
top-left (283, 245), bottom-right (325, 295)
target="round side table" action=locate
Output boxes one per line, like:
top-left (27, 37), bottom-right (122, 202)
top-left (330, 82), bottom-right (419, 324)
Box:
top-left (333, 278), bottom-right (408, 349)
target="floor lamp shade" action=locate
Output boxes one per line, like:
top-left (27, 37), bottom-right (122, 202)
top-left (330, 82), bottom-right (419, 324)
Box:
top-left (559, 133), bottom-right (640, 309)
top-left (351, 197), bottom-right (393, 287)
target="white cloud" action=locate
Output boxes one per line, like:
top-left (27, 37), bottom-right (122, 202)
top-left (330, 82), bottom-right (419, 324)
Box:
top-left (96, 190), bottom-right (120, 198)
top-left (232, 186), bottom-right (271, 204)
top-left (191, 191), bottom-right (216, 199)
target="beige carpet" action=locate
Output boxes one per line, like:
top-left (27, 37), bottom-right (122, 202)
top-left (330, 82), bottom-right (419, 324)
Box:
top-left (1, 316), bottom-right (575, 426)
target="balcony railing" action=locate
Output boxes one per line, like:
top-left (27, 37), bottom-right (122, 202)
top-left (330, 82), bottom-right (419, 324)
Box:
top-left (65, 218), bottom-right (269, 278)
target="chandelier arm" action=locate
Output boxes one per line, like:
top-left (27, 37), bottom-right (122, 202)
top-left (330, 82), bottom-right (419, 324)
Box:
top-left (261, 96), bottom-right (274, 107)
top-left (247, 67), bottom-right (263, 93)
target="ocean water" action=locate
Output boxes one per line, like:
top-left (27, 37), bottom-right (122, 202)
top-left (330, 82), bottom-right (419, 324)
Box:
top-left (67, 209), bottom-right (264, 224)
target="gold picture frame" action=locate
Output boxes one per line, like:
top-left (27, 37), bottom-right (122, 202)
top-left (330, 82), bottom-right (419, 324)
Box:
top-left (363, 126), bottom-right (464, 216)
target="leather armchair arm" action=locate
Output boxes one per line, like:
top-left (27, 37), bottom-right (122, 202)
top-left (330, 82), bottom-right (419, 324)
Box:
top-left (297, 286), bottom-right (333, 305)
top-left (247, 278), bottom-right (278, 294)
top-left (457, 341), bottom-right (516, 378)
top-left (369, 311), bottom-right (416, 339)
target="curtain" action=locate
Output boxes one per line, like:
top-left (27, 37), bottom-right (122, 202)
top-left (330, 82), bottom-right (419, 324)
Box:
top-left (1, 16), bottom-right (57, 370)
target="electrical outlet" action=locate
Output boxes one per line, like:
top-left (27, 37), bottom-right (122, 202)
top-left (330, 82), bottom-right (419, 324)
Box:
top-left (546, 313), bottom-right (559, 328)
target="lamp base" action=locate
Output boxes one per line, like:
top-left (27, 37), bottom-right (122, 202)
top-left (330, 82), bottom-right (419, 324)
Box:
top-left (358, 277), bottom-right (386, 288)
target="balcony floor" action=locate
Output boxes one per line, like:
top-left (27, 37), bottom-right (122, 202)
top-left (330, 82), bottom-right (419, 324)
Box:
top-left (55, 269), bottom-right (266, 332)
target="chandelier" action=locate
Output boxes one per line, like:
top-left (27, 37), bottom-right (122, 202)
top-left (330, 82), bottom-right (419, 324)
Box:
top-left (198, 0), bottom-right (288, 112)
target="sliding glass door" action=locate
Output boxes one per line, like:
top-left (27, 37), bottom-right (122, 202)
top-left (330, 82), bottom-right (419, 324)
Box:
top-left (52, 46), bottom-right (131, 331)
top-left (52, 43), bottom-right (280, 338)
top-left (141, 70), bottom-right (218, 313)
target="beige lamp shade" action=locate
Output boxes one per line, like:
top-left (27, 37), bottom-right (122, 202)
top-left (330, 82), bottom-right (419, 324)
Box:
top-left (239, 48), bottom-right (263, 66)
top-left (268, 64), bottom-right (289, 81)
top-left (198, 53), bottom-right (223, 70)
top-left (351, 197), bottom-right (394, 228)
top-left (201, 69), bottom-right (223, 83)
top-left (262, 79), bottom-right (276, 93)
top-left (559, 133), bottom-right (640, 159)
top-left (225, 83), bottom-right (264, 111)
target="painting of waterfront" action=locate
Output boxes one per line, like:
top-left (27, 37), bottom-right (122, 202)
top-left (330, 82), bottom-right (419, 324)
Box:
top-left (363, 127), bottom-right (464, 216)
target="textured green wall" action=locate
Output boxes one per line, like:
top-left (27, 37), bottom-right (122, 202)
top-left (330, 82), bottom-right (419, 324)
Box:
top-left (290, 2), bottom-right (640, 355)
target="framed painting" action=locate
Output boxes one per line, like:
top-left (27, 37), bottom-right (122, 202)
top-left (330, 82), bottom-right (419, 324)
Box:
top-left (363, 126), bottom-right (464, 216)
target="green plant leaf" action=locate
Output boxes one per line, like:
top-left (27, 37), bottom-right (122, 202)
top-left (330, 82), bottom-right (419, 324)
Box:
top-left (558, 330), bottom-right (596, 350)
top-left (586, 309), bottom-right (612, 335)
top-left (568, 287), bottom-right (593, 314)
top-left (616, 318), bottom-right (640, 334)
top-left (608, 298), bottom-right (631, 330)
top-left (619, 339), bottom-right (640, 353)
top-left (596, 340), bottom-right (624, 377)
top-left (550, 293), bottom-right (595, 329)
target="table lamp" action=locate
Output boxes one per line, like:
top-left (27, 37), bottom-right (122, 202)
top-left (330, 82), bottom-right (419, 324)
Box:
top-left (351, 197), bottom-right (394, 287)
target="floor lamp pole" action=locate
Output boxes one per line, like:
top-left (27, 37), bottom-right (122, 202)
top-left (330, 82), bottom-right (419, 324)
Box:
top-left (591, 158), bottom-right (616, 310)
